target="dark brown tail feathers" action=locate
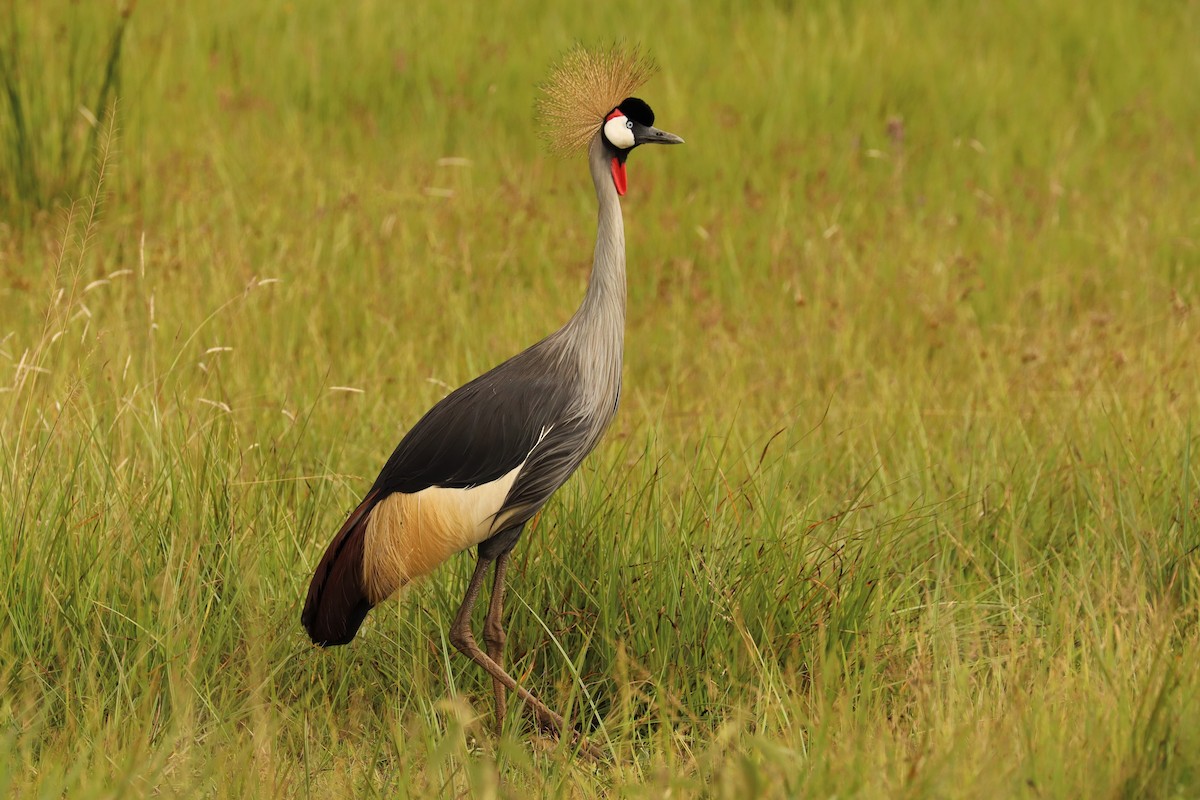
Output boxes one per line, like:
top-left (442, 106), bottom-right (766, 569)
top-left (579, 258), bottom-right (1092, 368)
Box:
top-left (302, 490), bottom-right (381, 646)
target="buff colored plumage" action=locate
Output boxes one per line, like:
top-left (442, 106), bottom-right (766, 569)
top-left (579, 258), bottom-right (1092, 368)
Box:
top-left (361, 461), bottom-right (525, 602)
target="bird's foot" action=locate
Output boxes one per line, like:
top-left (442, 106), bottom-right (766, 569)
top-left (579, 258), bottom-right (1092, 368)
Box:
top-left (530, 709), bottom-right (606, 761)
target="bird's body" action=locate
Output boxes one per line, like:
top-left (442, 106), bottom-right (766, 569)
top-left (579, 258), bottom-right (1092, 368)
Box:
top-left (301, 47), bottom-right (681, 753)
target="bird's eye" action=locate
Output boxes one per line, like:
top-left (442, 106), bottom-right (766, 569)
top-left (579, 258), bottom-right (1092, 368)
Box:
top-left (625, 120), bottom-right (633, 129)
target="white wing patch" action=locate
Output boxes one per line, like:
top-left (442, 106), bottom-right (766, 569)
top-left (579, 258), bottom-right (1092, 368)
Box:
top-left (360, 426), bottom-right (558, 603)
top-left (361, 462), bottom-right (524, 602)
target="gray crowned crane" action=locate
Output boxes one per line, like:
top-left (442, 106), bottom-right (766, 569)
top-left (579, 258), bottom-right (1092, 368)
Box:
top-left (301, 47), bottom-right (682, 751)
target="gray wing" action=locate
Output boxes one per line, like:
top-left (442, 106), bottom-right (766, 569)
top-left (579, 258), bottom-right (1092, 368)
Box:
top-left (371, 342), bottom-right (581, 507)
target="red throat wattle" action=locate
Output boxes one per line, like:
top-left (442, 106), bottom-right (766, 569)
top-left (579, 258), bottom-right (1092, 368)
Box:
top-left (610, 157), bottom-right (627, 196)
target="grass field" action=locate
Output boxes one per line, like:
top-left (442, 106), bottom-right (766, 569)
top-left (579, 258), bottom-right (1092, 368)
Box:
top-left (3, 1), bottom-right (1199, 797)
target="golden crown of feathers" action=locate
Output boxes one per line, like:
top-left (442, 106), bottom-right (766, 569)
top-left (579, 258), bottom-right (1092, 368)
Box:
top-left (538, 45), bottom-right (658, 154)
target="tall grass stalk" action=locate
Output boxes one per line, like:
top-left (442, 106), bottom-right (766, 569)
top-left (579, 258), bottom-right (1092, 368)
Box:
top-left (0, 2), bottom-right (133, 218)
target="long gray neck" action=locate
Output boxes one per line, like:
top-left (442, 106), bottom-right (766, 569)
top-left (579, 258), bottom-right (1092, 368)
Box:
top-left (577, 134), bottom-right (626, 327)
top-left (562, 133), bottom-right (626, 372)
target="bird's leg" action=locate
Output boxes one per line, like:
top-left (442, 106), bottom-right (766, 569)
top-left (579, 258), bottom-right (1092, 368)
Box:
top-left (449, 555), bottom-right (568, 738)
top-left (451, 555), bottom-right (604, 759)
top-left (482, 551), bottom-right (511, 737)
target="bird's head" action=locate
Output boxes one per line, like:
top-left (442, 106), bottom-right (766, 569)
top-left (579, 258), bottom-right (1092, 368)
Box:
top-left (540, 45), bottom-right (684, 196)
top-left (600, 97), bottom-right (684, 196)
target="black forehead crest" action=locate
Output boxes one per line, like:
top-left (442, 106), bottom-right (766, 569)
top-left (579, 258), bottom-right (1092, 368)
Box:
top-left (617, 97), bottom-right (655, 127)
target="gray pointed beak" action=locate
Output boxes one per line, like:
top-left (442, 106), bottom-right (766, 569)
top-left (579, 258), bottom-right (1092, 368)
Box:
top-left (634, 125), bottom-right (685, 146)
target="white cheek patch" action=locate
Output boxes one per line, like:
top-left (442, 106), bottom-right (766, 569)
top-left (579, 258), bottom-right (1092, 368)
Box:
top-left (603, 115), bottom-right (636, 149)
